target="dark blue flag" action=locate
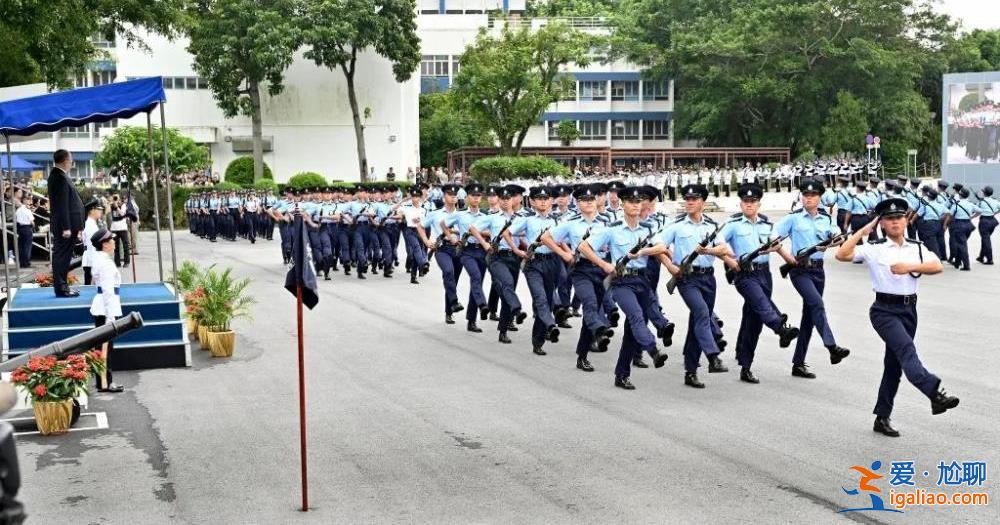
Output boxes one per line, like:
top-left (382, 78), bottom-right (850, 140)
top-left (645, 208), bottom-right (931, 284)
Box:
top-left (284, 214), bottom-right (320, 309)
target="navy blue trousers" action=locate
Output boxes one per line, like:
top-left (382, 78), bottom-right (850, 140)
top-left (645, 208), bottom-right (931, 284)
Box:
top-left (869, 301), bottom-right (940, 418)
top-left (677, 272), bottom-right (721, 373)
top-left (352, 222), bottom-right (371, 268)
top-left (951, 219), bottom-right (973, 268)
top-left (523, 255), bottom-right (560, 345)
top-left (206, 211), bottom-right (218, 240)
top-left (610, 275), bottom-right (658, 378)
top-left (402, 227), bottom-right (427, 270)
top-left (556, 261), bottom-right (571, 309)
top-left (571, 264), bottom-right (608, 358)
top-left (917, 220), bottom-right (945, 260)
top-left (979, 216), bottom-right (997, 262)
top-left (789, 266), bottom-right (836, 365)
top-left (489, 253), bottom-right (522, 333)
top-left (435, 245), bottom-right (463, 314)
top-left (460, 245), bottom-right (488, 322)
top-left (732, 268), bottom-right (783, 369)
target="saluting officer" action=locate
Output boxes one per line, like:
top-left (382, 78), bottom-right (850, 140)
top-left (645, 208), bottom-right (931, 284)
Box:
top-left (578, 186), bottom-right (669, 390)
top-left (720, 183), bottom-right (800, 384)
top-left (976, 186), bottom-right (998, 265)
top-left (835, 198), bottom-right (960, 437)
top-left (774, 179), bottom-right (851, 379)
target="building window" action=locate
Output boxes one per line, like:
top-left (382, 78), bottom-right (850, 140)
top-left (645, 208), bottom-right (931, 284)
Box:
top-left (62, 124), bottom-right (91, 138)
top-left (579, 81), bottom-right (607, 101)
top-left (642, 80), bottom-right (670, 101)
top-left (643, 120), bottom-right (670, 140)
top-left (162, 77), bottom-right (173, 89)
top-left (420, 55), bottom-right (450, 77)
top-left (579, 120), bottom-right (607, 140)
top-left (559, 81), bottom-right (577, 101)
top-left (548, 121), bottom-right (575, 140)
top-left (611, 120), bottom-right (639, 140)
top-left (611, 81), bottom-right (639, 101)
top-left (186, 77), bottom-right (198, 90)
top-left (96, 118), bottom-right (119, 131)
top-left (90, 34), bottom-right (116, 49)
top-left (74, 72), bottom-right (88, 88)
top-left (91, 69), bottom-right (116, 86)
top-left (452, 55), bottom-right (461, 76)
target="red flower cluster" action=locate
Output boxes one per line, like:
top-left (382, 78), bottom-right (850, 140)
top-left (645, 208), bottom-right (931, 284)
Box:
top-left (33, 385), bottom-right (47, 397)
top-left (27, 356), bottom-right (57, 372)
top-left (10, 351), bottom-right (101, 402)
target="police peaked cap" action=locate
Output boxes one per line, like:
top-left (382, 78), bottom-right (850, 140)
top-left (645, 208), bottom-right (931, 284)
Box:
top-left (641, 185), bottom-right (663, 201)
top-left (572, 184), bottom-right (599, 200)
top-left (529, 186), bottom-right (554, 199)
top-left (441, 183), bottom-right (460, 195)
top-left (84, 198), bottom-right (104, 212)
top-left (737, 183), bottom-right (764, 200)
top-left (680, 184), bottom-right (709, 200)
top-left (607, 181), bottom-right (628, 192)
top-left (874, 198), bottom-right (908, 219)
top-left (799, 180), bottom-right (825, 194)
top-left (464, 183), bottom-right (484, 194)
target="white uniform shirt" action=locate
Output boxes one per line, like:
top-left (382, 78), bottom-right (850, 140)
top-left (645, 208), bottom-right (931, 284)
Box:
top-left (110, 204), bottom-right (128, 231)
top-left (82, 217), bottom-right (100, 268)
top-left (89, 252), bottom-right (123, 319)
top-left (401, 202), bottom-right (426, 228)
top-left (244, 198), bottom-right (259, 212)
top-left (852, 238), bottom-right (938, 295)
top-left (15, 205), bottom-right (33, 226)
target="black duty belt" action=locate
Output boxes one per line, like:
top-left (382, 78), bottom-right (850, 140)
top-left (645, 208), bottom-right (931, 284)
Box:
top-left (619, 268), bottom-right (646, 277)
top-left (746, 263), bottom-right (769, 272)
top-left (96, 287), bottom-right (121, 295)
top-left (532, 252), bottom-right (556, 260)
top-left (689, 266), bottom-right (714, 275)
top-left (875, 292), bottom-right (917, 305)
top-left (800, 259), bottom-right (824, 269)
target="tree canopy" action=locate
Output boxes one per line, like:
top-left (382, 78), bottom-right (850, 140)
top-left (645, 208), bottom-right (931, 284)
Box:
top-left (94, 126), bottom-right (209, 180)
top-left (419, 92), bottom-right (493, 167)
top-left (451, 23), bottom-right (593, 156)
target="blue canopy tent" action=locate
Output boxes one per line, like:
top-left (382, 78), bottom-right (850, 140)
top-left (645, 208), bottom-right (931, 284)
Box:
top-left (0, 155), bottom-right (40, 171)
top-left (0, 77), bottom-right (178, 293)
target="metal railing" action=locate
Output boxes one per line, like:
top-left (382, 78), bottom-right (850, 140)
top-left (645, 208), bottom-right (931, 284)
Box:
top-left (487, 16), bottom-right (612, 29)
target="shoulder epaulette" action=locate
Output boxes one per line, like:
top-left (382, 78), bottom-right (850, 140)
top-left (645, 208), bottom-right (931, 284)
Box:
top-left (704, 216), bottom-right (718, 225)
top-left (674, 212), bottom-right (686, 220)
top-left (817, 209), bottom-right (830, 216)
top-left (759, 213), bottom-right (770, 223)
top-left (730, 212), bottom-right (742, 218)
top-left (870, 238), bottom-right (888, 244)
top-left (607, 220), bottom-right (622, 227)
top-left (905, 238), bottom-right (923, 245)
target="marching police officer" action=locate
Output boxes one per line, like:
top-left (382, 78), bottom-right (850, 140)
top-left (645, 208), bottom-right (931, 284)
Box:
top-left (774, 179), bottom-right (851, 379)
top-left (720, 183), bottom-right (800, 383)
top-left (835, 198), bottom-right (960, 437)
top-left (977, 186), bottom-right (998, 265)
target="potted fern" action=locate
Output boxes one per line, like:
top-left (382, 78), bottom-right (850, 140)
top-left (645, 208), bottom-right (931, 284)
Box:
top-left (199, 268), bottom-right (255, 357)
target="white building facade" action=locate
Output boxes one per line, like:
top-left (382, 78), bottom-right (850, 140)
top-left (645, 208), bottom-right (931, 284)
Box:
top-left (2, 33), bottom-right (420, 183)
top-left (417, 4), bottom-right (675, 151)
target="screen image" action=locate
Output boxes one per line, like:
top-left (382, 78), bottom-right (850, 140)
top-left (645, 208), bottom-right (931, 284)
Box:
top-left (946, 82), bottom-right (1000, 165)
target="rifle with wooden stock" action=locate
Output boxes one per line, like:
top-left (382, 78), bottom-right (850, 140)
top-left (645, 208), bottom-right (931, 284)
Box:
top-left (724, 235), bottom-right (788, 285)
top-left (665, 224), bottom-right (722, 295)
top-left (778, 233), bottom-right (849, 278)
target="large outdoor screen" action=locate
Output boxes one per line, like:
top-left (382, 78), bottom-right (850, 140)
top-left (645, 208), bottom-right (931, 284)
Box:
top-left (946, 82), bottom-right (999, 164)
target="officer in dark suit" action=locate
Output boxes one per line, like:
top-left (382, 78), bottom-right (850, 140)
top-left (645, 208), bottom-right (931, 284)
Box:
top-left (47, 149), bottom-right (84, 297)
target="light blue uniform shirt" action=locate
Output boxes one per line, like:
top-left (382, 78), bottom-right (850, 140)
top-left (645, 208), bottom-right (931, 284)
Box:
top-left (834, 188), bottom-right (850, 210)
top-left (474, 212), bottom-right (517, 250)
top-left (775, 209), bottom-right (841, 261)
top-left (660, 215), bottom-right (720, 267)
top-left (720, 214), bottom-right (775, 264)
top-left (903, 188), bottom-right (921, 211)
top-left (587, 220), bottom-right (663, 270)
top-left (952, 199), bottom-right (977, 220)
top-left (509, 213), bottom-right (559, 254)
top-left (917, 198), bottom-right (945, 221)
top-left (820, 189), bottom-right (837, 208)
top-left (319, 202), bottom-right (339, 223)
top-left (846, 191), bottom-right (869, 214)
top-left (978, 197), bottom-right (1000, 217)
top-left (935, 194), bottom-right (952, 215)
top-left (421, 208), bottom-right (455, 239)
top-left (549, 216), bottom-right (607, 251)
top-left (208, 198), bottom-right (221, 210)
top-left (444, 209), bottom-right (483, 244)
top-left (226, 197), bottom-right (240, 208)
top-left (349, 200), bottom-right (373, 222)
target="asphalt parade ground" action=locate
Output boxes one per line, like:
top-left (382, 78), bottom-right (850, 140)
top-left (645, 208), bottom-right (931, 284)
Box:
top-left (10, 219), bottom-right (999, 524)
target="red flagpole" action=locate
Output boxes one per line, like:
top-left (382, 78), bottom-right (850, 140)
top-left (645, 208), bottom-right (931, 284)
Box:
top-left (296, 284), bottom-right (308, 511)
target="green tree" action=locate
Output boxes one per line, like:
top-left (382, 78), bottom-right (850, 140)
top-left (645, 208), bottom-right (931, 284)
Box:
top-left (419, 92), bottom-right (492, 167)
top-left (611, 0), bottom-right (950, 167)
top-left (820, 92), bottom-right (869, 156)
top-left (527, 0), bottom-right (616, 17)
top-left (286, 172), bottom-right (328, 189)
top-left (301, 0), bottom-right (421, 182)
top-left (0, 1), bottom-right (184, 88)
top-left (185, 0), bottom-right (301, 183)
top-left (469, 156), bottom-right (570, 184)
top-left (451, 23), bottom-right (592, 155)
top-left (224, 157), bottom-right (274, 187)
top-left (555, 120), bottom-right (580, 146)
top-left (94, 126), bottom-right (209, 180)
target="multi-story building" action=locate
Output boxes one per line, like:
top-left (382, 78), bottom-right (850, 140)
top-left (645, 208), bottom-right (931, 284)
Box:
top-left (417, 3), bottom-right (675, 153)
top-left (1, 33), bottom-right (420, 183)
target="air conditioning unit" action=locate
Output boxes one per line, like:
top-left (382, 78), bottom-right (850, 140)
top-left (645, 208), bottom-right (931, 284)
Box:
top-left (230, 136), bottom-right (273, 153)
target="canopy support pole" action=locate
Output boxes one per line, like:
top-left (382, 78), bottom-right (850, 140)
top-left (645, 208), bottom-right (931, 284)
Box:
top-left (159, 104), bottom-right (178, 296)
top-left (146, 113), bottom-right (164, 282)
top-left (2, 135), bottom-right (12, 293)
top-left (7, 139), bottom-right (20, 279)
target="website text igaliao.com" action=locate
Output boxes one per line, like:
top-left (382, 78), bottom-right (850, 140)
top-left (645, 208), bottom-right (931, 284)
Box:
top-left (888, 489), bottom-right (989, 509)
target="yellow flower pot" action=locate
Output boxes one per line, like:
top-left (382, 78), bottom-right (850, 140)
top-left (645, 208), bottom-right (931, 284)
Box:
top-left (207, 330), bottom-right (236, 357)
top-left (33, 399), bottom-right (74, 436)
top-left (197, 325), bottom-right (210, 349)
top-left (187, 318), bottom-right (200, 337)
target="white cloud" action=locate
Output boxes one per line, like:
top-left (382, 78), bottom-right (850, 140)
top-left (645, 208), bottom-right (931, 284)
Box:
top-left (936, 0), bottom-right (1000, 31)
